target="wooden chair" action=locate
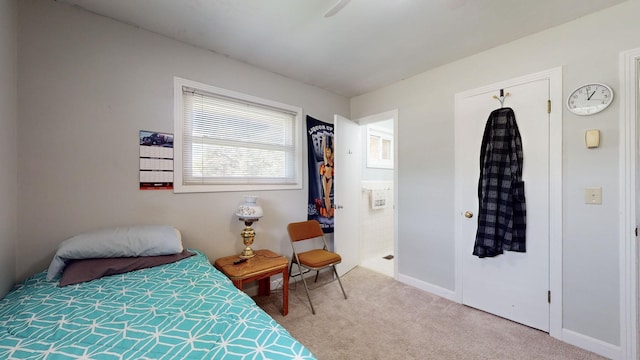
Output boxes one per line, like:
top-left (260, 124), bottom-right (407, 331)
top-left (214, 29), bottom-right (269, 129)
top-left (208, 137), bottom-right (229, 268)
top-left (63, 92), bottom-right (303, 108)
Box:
top-left (287, 220), bottom-right (347, 314)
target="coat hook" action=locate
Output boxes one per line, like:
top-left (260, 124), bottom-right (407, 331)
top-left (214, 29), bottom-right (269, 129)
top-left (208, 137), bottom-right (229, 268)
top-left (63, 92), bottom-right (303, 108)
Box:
top-left (492, 89), bottom-right (510, 108)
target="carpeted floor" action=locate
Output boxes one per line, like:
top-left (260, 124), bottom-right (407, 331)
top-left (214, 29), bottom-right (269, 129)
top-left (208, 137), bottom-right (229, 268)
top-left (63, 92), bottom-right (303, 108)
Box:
top-left (254, 266), bottom-right (606, 360)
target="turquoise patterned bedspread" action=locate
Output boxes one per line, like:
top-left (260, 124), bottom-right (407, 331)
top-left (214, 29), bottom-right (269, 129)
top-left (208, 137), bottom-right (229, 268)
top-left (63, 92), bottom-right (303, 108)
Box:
top-left (0, 251), bottom-right (315, 360)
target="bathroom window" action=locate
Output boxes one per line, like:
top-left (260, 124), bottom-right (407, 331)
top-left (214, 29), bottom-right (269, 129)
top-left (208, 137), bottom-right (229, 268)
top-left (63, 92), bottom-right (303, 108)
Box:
top-left (366, 124), bottom-right (393, 169)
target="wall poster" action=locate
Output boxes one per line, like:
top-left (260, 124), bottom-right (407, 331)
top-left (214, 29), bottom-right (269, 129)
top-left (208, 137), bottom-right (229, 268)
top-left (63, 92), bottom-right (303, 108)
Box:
top-left (139, 130), bottom-right (174, 190)
top-left (306, 116), bottom-right (334, 233)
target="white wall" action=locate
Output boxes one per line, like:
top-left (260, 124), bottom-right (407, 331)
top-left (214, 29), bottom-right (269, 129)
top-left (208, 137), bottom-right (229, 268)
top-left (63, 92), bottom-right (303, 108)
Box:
top-left (16, 0), bottom-right (349, 280)
top-left (351, 0), bottom-right (640, 350)
top-left (0, 0), bottom-right (18, 298)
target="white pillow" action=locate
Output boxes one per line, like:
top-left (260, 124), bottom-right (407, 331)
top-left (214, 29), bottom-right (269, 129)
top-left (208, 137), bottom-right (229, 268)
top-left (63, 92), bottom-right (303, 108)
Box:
top-left (47, 225), bottom-right (183, 280)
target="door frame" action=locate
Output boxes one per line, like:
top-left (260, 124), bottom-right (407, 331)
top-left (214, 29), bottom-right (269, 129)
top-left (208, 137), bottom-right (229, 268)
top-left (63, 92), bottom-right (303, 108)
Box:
top-left (619, 47), bottom-right (640, 360)
top-left (356, 109), bottom-right (399, 279)
top-left (453, 67), bottom-right (563, 339)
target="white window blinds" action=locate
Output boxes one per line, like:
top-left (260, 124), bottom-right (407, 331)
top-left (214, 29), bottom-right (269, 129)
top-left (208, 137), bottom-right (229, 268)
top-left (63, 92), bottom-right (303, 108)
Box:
top-left (174, 78), bottom-right (302, 192)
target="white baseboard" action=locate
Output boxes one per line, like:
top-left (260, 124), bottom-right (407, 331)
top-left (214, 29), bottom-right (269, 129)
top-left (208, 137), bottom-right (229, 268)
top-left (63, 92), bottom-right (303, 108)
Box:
top-left (239, 277), bottom-right (285, 297)
top-left (243, 268), bottom-right (334, 296)
top-left (561, 328), bottom-right (620, 360)
top-left (396, 273), bottom-right (456, 301)
top-left (397, 273), bottom-right (621, 359)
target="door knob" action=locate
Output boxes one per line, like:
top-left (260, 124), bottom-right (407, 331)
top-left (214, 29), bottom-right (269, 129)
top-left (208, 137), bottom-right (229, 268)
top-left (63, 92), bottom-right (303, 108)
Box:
top-left (464, 211), bottom-right (474, 218)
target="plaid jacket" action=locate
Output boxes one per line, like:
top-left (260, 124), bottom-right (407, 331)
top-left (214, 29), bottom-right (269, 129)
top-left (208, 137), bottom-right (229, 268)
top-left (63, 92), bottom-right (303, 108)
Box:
top-left (473, 107), bottom-right (526, 258)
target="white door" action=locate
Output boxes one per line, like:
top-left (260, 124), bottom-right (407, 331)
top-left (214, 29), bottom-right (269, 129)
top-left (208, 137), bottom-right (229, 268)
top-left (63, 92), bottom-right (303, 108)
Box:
top-left (333, 115), bottom-right (361, 276)
top-left (455, 79), bottom-right (550, 331)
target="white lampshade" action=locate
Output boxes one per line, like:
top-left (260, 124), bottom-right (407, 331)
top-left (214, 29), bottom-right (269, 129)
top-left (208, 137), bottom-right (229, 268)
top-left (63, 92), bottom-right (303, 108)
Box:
top-left (235, 196), bottom-right (263, 219)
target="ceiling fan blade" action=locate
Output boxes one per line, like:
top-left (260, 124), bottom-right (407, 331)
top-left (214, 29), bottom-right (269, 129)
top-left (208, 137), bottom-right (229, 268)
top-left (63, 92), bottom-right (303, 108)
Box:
top-left (324, 0), bottom-right (352, 18)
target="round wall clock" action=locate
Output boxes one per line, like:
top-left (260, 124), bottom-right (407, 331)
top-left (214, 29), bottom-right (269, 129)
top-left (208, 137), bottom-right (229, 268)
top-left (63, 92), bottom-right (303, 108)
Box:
top-left (566, 83), bottom-right (614, 115)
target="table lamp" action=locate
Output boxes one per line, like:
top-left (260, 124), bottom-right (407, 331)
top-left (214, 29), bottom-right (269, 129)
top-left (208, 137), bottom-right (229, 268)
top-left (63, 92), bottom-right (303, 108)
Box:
top-left (235, 196), bottom-right (263, 258)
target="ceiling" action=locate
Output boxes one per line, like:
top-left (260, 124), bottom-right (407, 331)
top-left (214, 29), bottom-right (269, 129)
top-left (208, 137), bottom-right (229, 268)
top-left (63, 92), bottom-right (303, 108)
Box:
top-left (59, 0), bottom-right (626, 98)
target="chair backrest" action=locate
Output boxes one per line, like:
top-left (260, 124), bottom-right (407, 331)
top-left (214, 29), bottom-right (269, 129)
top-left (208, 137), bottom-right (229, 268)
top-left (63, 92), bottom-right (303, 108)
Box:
top-left (287, 220), bottom-right (324, 243)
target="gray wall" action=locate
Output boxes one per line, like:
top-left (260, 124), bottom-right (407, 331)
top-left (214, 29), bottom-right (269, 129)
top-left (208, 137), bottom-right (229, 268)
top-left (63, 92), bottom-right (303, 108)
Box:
top-left (16, 0), bottom-right (349, 280)
top-left (351, 0), bottom-right (640, 348)
top-left (0, 0), bottom-right (18, 298)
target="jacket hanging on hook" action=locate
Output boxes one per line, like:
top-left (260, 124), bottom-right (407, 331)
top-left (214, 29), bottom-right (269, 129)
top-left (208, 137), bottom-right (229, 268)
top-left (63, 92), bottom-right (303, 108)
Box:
top-left (473, 107), bottom-right (526, 258)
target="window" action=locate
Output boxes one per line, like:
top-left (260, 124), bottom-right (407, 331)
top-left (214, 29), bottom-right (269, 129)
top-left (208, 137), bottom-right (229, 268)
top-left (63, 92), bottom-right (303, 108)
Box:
top-left (174, 77), bottom-right (302, 193)
top-left (366, 124), bottom-right (393, 169)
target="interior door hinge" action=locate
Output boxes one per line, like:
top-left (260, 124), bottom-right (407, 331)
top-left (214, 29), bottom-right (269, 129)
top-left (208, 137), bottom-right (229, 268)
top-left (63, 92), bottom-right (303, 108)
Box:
top-left (547, 290), bottom-right (551, 303)
top-left (547, 100), bottom-right (551, 114)
top-left (636, 227), bottom-right (638, 237)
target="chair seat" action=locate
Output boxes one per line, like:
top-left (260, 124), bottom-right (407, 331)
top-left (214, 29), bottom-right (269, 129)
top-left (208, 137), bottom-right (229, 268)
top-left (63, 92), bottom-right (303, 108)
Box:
top-left (297, 249), bottom-right (341, 268)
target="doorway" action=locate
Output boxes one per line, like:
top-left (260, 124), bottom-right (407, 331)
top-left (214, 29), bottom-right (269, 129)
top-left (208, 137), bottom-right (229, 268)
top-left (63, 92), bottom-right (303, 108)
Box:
top-left (354, 110), bottom-right (398, 278)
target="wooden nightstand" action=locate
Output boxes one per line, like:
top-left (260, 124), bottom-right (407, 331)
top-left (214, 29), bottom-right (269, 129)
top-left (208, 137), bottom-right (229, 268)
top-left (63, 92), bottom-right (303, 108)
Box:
top-left (214, 249), bottom-right (289, 316)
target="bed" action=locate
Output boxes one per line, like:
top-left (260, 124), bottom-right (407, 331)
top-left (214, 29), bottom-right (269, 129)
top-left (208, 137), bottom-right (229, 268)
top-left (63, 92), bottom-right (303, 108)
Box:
top-left (0, 226), bottom-right (316, 360)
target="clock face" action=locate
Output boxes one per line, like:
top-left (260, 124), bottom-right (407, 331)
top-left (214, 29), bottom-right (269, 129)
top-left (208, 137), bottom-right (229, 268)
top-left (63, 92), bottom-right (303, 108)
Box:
top-left (566, 83), bottom-right (613, 115)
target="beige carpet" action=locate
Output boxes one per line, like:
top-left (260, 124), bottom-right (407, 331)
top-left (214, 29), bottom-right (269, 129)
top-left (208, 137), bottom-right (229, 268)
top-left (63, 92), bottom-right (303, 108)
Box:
top-left (254, 266), bottom-right (606, 360)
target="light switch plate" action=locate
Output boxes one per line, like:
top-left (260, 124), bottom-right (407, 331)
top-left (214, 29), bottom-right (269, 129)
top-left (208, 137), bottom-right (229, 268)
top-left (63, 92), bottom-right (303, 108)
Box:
top-left (584, 187), bottom-right (602, 205)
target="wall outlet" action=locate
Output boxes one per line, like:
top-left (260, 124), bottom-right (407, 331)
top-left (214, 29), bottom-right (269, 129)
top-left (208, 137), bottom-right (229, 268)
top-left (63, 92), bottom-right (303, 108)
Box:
top-left (270, 278), bottom-right (283, 290)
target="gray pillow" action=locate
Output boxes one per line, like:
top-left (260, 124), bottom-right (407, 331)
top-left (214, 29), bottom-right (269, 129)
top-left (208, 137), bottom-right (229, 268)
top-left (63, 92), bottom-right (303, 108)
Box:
top-left (47, 225), bottom-right (183, 280)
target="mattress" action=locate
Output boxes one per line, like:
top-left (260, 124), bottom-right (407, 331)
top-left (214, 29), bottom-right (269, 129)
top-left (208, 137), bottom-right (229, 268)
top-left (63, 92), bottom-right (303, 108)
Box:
top-left (0, 250), bottom-right (315, 359)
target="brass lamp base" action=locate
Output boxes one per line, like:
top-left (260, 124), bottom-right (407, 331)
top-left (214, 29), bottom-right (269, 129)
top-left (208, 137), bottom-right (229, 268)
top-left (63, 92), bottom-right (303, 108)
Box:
top-left (239, 219), bottom-right (258, 259)
top-left (239, 247), bottom-right (256, 259)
